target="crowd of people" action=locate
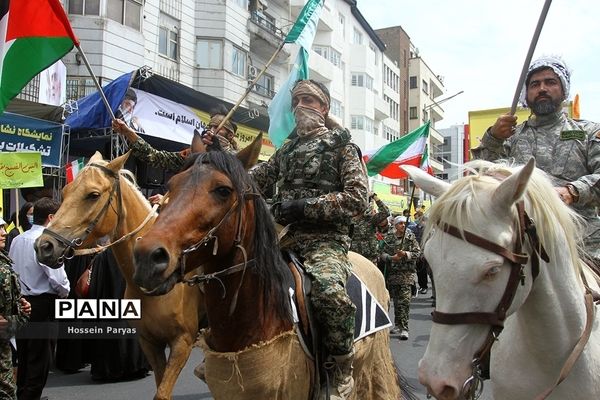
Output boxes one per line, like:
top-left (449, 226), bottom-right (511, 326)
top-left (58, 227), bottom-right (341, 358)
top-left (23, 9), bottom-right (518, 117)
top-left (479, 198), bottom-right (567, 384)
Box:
top-left (1, 53), bottom-right (598, 400)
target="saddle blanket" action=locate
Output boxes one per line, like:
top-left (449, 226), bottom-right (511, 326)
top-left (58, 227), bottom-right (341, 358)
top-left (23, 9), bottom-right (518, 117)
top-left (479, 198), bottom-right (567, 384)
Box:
top-left (289, 272), bottom-right (392, 342)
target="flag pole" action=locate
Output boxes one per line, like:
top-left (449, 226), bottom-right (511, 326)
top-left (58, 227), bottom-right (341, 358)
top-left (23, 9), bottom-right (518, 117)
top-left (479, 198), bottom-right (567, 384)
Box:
top-left (215, 41), bottom-right (286, 132)
top-left (509, 0), bottom-right (553, 115)
top-left (399, 184), bottom-right (417, 249)
top-left (75, 45), bottom-right (116, 120)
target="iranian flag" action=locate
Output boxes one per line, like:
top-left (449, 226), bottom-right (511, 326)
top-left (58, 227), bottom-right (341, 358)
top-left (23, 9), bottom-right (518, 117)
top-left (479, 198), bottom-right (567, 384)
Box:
top-left (420, 143), bottom-right (433, 175)
top-left (65, 158), bottom-right (84, 183)
top-left (0, 0), bottom-right (79, 112)
top-left (365, 122), bottom-right (430, 179)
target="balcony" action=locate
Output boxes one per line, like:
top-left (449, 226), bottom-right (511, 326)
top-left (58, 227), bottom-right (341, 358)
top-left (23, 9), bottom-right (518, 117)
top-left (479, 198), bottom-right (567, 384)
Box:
top-left (248, 11), bottom-right (289, 61)
top-left (374, 96), bottom-right (390, 121)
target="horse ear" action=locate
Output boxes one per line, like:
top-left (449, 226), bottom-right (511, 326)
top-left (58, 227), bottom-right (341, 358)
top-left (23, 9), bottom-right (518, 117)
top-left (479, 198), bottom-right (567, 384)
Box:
top-left (88, 151), bottom-right (103, 164)
top-left (401, 165), bottom-right (450, 198)
top-left (107, 150), bottom-right (132, 174)
top-left (491, 158), bottom-right (535, 210)
top-left (191, 129), bottom-right (206, 154)
top-left (237, 132), bottom-right (262, 170)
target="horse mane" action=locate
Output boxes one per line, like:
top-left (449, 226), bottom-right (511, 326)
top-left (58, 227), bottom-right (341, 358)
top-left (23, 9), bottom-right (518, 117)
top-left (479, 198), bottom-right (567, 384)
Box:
top-left (424, 160), bottom-right (584, 276)
top-left (188, 151), bottom-right (292, 323)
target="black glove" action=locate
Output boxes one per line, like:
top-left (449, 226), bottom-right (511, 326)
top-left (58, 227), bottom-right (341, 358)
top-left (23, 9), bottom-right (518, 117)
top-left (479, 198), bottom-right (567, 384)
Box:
top-left (274, 199), bottom-right (306, 225)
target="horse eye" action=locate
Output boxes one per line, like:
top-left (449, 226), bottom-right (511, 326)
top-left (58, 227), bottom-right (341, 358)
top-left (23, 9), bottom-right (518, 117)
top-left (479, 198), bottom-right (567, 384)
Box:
top-left (87, 192), bottom-right (101, 200)
top-left (484, 266), bottom-right (500, 280)
top-left (213, 186), bottom-right (233, 198)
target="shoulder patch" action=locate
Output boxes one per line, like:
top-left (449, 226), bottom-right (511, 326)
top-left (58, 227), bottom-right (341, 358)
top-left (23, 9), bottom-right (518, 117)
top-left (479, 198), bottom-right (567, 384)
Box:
top-left (560, 130), bottom-right (586, 141)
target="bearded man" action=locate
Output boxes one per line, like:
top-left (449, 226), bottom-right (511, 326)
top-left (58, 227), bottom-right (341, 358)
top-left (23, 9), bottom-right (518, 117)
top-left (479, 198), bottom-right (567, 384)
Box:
top-left (472, 56), bottom-right (600, 264)
top-left (249, 79), bottom-right (368, 399)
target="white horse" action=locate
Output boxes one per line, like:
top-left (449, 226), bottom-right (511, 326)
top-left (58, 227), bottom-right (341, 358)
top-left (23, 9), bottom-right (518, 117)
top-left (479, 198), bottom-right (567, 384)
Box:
top-left (403, 159), bottom-right (600, 400)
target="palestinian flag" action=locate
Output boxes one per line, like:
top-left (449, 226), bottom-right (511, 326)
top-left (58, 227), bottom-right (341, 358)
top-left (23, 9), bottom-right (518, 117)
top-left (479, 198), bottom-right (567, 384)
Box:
top-left (66, 158), bottom-right (84, 183)
top-left (365, 122), bottom-right (430, 179)
top-left (0, 0), bottom-right (79, 112)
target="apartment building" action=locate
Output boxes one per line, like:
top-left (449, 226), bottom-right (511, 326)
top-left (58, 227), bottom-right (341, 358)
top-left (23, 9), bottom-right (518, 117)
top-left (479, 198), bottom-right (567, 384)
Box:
top-left (438, 125), bottom-right (466, 182)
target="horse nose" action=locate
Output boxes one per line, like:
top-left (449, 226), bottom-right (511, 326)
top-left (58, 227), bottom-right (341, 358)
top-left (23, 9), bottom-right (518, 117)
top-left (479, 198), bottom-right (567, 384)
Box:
top-left (133, 244), bottom-right (170, 286)
top-left (419, 362), bottom-right (460, 400)
top-left (35, 238), bottom-right (55, 263)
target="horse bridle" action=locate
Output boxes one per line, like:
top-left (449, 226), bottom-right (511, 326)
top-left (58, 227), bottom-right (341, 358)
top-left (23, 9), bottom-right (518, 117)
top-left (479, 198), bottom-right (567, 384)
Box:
top-left (42, 164), bottom-right (123, 265)
top-left (170, 187), bottom-right (260, 315)
top-left (430, 201), bottom-right (549, 399)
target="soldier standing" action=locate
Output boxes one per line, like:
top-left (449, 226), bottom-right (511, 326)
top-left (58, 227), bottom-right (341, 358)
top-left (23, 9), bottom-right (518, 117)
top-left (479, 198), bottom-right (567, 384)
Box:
top-left (350, 193), bottom-right (390, 264)
top-left (0, 217), bottom-right (30, 400)
top-left (250, 79), bottom-right (368, 400)
top-left (472, 56), bottom-right (600, 263)
top-left (380, 216), bottom-right (421, 340)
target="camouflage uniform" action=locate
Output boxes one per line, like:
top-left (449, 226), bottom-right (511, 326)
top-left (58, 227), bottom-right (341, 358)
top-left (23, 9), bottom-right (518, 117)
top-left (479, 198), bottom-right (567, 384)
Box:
top-left (350, 198), bottom-right (390, 263)
top-left (0, 251), bottom-right (28, 400)
top-left (250, 128), bottom-right (368, 355)
top-left (472, 112), bottom-right (600, 260)
top-left (127, 135), bottom-right (238, 172)
top-left (379, 229), bottom-right (421, 331)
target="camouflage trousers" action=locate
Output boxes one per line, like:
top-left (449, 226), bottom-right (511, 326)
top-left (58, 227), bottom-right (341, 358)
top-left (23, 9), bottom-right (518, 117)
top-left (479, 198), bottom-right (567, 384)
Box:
top-left (0, 341), bottom-right (15, 400)
top-left (296, 240), bottom-right (356, 356)
top-left (388, 271), bottom-right (413, 331)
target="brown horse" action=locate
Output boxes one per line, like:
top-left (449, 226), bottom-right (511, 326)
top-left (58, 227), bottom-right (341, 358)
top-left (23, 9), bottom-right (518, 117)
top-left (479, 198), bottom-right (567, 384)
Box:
top-left (34, 152), bottom-right (203, 400)
top-left (132, 143), bottom-right (407, 399)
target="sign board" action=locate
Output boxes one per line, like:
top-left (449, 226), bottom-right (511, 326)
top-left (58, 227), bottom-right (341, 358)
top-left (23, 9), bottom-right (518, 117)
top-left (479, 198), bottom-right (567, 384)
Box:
top-left (0, 112), bottom-right (64, 167)
top-left (0, 152), bottom-right (44, 189)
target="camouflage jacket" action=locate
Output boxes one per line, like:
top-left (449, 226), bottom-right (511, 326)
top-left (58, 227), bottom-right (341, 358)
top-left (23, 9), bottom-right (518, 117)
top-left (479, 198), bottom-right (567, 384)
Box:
top-left (472, 111), bottom-right (600, 252)
top-left (128, 135), bottom-right (237, 172)
top-left (0, 251), bottom-right (28, 338)
top-left (350, 198), bottom-right (390, 261)
top-left (250, 128), bottom-right (368, 250)
top-left (379, 228), bottom-right (421, 277)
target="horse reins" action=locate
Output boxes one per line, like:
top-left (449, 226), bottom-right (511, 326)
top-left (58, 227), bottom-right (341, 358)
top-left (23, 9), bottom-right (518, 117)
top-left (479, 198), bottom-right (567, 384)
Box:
top-left (431, 200), bottom-right (596, 400)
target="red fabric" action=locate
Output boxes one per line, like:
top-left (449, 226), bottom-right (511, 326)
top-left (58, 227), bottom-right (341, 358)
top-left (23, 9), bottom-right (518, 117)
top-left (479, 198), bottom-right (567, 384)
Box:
top-left (7, 0), bottom-right (79, 45)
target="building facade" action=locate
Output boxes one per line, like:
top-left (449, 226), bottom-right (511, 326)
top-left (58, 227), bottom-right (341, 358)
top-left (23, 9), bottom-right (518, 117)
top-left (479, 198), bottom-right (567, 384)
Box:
top-left (438, 125), bottom-right (465, 182)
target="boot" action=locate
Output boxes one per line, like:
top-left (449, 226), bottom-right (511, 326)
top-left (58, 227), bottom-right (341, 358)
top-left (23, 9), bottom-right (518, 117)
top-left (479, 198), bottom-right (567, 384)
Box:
top-left (320, 350), bottom-right (355, 400)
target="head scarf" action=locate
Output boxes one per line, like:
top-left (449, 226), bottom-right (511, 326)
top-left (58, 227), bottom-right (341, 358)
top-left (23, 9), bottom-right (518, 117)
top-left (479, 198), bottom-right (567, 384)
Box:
top-left (209, 114), bottom-right (236, 136)
top-left (394, 216), bottom-right (407, 225)
top-left (292, 80), bottom-right (330, 110)
top-left (519, 56), bottom-right (571, 107)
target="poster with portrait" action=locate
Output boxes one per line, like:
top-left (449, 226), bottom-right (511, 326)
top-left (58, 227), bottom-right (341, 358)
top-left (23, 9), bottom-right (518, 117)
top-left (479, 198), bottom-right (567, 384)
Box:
top-left (38, 60), bottom-right (67, 106)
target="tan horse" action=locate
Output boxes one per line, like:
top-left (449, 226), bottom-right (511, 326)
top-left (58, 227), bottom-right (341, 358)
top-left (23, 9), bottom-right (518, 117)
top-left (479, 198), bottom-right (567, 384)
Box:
top-left (131, 142), bottom-right (408, 399)
top-left (35, 152), bottom-right (203, 400)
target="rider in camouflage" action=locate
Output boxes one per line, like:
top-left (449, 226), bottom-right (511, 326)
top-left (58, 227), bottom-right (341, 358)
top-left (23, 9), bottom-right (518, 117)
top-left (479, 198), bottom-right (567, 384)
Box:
top-left (249, 79), bottom-right (368, 400)
top-left (472, 56), bottom-right (600, 263)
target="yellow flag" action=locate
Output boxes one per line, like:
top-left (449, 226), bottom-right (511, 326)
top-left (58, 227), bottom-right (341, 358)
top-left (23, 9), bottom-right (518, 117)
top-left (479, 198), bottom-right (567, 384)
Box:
top-left (573, 94), bottom-right (580, 119)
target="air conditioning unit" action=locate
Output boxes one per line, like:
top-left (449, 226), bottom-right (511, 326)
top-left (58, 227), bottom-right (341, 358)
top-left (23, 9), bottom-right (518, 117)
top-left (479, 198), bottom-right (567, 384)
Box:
top-left (248, 65), bottom-right (259, 80)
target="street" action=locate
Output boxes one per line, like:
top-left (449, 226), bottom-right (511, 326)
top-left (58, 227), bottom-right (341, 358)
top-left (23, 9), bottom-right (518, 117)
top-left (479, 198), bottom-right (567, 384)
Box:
top-left (42, 289), bottom-right (483, 399)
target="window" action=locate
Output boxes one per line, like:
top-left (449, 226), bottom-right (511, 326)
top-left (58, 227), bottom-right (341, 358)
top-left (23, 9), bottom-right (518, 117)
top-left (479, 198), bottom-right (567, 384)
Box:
top-left (384, 65), bottom-right (399, 93)
top-left (107, 0), bottom-right (142, 30)
top-left (384, 126), bottom-right (399, 142)
top-left (339, 13), bottom-right (345, 37)
top-left (196, 39), bottom-right (222, 69)
top-left (331, 99), bottom-right (343, 119)
top-left (351, 115), bottom-right (373, 133)
top-left (409, 76), bottom-right (417, 89)
top-left (369, 43), bottom-right (378, 66)
top-left (351, 115), bottom-right (363, 130)
top-left (233, 0), bottom-right (248, 8)
top-left (353, 28), bottom-right (363, 45)
top-left (384, 95), bottom-right (399, 121)
top-left (313, 46), bottom-right (342, 68)
top-left (159, 26), bottom-right (178, 60)
top-left (410, 106), bottom-right (418, 120)
top-left (423, 110), bottom-right (429, 123)
top-left (351, 73), bottom-right (373, 90)
top-left (68, 0), bottom-right (100, 15)
top-left (422, 79), bottom-right (429, 95)
top-left (231, 46), bottom-right (247, 77)
top-left (253, 73), bottom-right (275, 98)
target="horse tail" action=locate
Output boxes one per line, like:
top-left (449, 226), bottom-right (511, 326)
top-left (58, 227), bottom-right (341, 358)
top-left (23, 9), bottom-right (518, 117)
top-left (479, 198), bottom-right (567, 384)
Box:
top-left (395, 362), bottom-right (418, 400)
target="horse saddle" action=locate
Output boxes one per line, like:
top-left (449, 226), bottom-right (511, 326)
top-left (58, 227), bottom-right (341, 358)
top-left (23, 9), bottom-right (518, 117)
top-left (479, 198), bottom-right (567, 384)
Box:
top-left (283, 250), bottom-right (392, 357)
